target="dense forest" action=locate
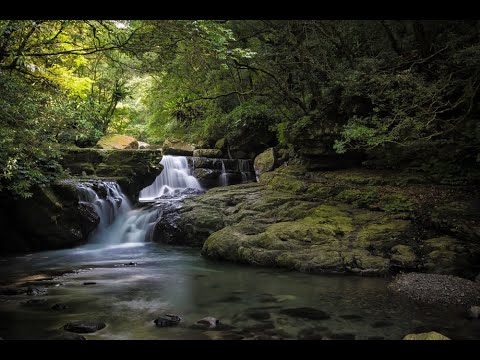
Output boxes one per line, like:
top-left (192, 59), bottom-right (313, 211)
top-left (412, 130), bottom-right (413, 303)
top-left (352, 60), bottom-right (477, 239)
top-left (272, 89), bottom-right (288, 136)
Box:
top-left (1, 20), bottom-right (480, 199)
top-left (1, 20), bottom-right (480, 341)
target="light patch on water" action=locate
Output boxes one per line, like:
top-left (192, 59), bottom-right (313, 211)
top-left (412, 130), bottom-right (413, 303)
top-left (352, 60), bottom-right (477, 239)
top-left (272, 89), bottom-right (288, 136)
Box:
top-left (113, 299), bottom-right (170, 313)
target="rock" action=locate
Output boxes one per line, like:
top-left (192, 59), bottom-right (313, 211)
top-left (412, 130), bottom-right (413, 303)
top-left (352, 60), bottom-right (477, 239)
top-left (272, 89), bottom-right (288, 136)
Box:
top-left (154, 314), bottom-right (181, 327)
top-left (214, 138), bottom-right (225, 150)
top-left (96, 134), bottom-right (138, 150)
top-left (254, 148), bottom-right (277, 177)
top-left (193, 149), bottom-right (223, 158)
top-left (279, 307), bottom-right (330, 320)
top-left (83, 282), bottom-right (97, 285)
top-left (245, 310), bottom-right (271, 321)
top-left (297, 326), bottom-right (329, 340)
top-left (0, 287), bottom-right (27, 295)
top-left (162, 138), bottom-right (195, 156)
top-left (388, 273), bottom-right (480, 306)
top-left (371, 320), bottom-right (394, 328)
top-left (63, 320), bottom-right (106, 333)
top-left (22, 299), bottom-right (47, 305)
top-left (467, 306), bottom-right (480, 319)
top-left (190, 317), bottom-right (219, 330)
top-left (325, 333), bottom-right (356, 340)
top-left (126, 262), bottom-right (137, 266)
top-left (137, 141), bottom-right (149, 149)
top-left (52, 332), bottom-right (87, 340)
top-left (51, 303), bottom-right (68, 311)
top-left (403, 331), bottom-right (450, 340)
top-left (475, 273), bottom-right (480, 283)
top-left (367, 336), bottom-right (385, 340)
top-left (27, 287), bottom-right (48, 296)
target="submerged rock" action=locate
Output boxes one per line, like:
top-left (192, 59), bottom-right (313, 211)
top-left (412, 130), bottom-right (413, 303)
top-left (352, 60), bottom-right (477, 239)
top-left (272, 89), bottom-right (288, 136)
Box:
top-left (403, 331), bottom-right (450, 340)
top-left (63, 320), bottom-right (106, 333)
top-left (279, 307), bottom-right (330, 320)
top-left (467, 306), bottom-right (480, 319)
top-left (52, 332), bottom-right (87, 340)
top-left (245, 310), bottom-right (271, 321)
top-left (190, 317), bottom-right (220, 330)
top-left (0, 287), bottom-right (27, 295)
top-left (154, 314), bottom-right (181, 327)
top-left (22, 298), bottom-right (47, 306)
top-left (26, 287), bottom-right (48, 296)
top-left (51, 303), bottom-right (68, 311)
top-left (82, 282), bottom-right (97, 285)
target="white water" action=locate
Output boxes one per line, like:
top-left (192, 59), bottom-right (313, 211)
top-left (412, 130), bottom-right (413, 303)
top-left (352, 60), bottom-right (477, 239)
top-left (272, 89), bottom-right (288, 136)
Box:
top-left (219, 160), bottom-right (228, 186)
top-left (76, 181), bottom-right (158, 246)
top-left (238, 159), bottom-right (252, 182)
top-left (139, 155), bottom-right (203, 201)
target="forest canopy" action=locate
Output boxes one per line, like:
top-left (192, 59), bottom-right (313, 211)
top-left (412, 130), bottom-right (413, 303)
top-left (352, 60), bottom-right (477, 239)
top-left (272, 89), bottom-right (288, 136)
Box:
top-left (1, 20), bottom-right (479, 198)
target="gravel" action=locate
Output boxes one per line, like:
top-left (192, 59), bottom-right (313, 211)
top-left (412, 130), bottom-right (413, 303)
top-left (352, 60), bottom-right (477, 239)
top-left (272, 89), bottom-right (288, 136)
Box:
top-left (388, 273), bottom-right (480, 306)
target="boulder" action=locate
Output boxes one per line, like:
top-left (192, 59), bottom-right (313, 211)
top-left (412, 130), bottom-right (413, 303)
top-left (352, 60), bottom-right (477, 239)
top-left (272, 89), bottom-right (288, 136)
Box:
top-left (254, 148), bottom-right (277, 177)
top-left (162, 138), bottom-right (195, 156)
top-left (190, 317), bottom-right (219, 330)
top-left (154, 314), bottom-right (181, 327)
top-left (63, 320), bottom-right (106, 333)
top-left (96, 134), bottom-right (138, 150)
top-left (403, 331), bottom-right (450, 340)
top-left (193, 149), bottom-right (223, 158)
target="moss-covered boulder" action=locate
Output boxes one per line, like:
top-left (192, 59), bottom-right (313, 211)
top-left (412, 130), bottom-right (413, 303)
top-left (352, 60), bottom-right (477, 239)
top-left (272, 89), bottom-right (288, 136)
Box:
top-left (162, 138), bottom-right (195, 156)
top-left (193, 149), bottom-right (223, 158)
top-left (152, 166), bottom-right (480, 277)
top-left (254, 148), bottom-right (277, 177)
top-left (96, 134), bottom-right (138, 150)
top-left (403, 332), bottom-right (450, 340)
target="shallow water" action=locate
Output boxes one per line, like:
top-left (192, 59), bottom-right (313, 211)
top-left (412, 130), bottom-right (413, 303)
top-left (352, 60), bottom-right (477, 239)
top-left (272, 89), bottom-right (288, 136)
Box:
top-left (0, 242), bottom-right (479, 340)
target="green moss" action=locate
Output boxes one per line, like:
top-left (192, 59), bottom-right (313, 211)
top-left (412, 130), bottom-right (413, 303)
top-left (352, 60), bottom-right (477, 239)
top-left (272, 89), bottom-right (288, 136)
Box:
top-left (41, 187), bottom-right (63, 209)
top-left (357, 219), bottom-right (409, 250)
top-left (390, 244), bottom-right (417, 266)
top-left (381, 193), bottom-right (415, 213)
top-left (343, 249), bottom-right (390, 271)
top-left (335, 188), bottom-right (380, 208)
top-left (403, 332), bottom-right (450, 340)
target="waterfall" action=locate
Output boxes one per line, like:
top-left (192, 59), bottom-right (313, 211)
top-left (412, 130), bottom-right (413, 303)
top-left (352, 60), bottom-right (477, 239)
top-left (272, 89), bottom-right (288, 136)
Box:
top-left (238, 159), bottom-right (252, 182)
top-left (75, 181), bottom-right (158, 246)
top-left (219, 160), bottom-right (228, 186)
top-left (139, 155), bottom-right (203, 201)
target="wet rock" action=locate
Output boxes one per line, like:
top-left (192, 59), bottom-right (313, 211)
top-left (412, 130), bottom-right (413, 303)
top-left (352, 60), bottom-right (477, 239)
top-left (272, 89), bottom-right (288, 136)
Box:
top-left (190, 317), bottom-right (219, 330)
top-left (245, 310), bottom-right (271, 321)
top-left (476, 273), bottom-right (480, 283)
top-left (243, 321), bottom-right (276, 332)
top-left (340, 314), bottom-right (363, 321)
top-left (154, 314), bottom-right (181, 327)
top-left (26, 287), bottom-right (48, 296)
top-left (403, 331), bottom-right (450, 340)
top-left (217, 295), bottom-right (243, 303)
top-left (52, 332), bottom-right (86, 340)
top-left (367, 336), bottom-right (385, 340)
top-left (257, 294), bottom-right (277, 303)
top-left (51, 303), bottom-right (68, 311)
top-left (64, 320), bottom-right (106, 333)
top-left (22, 299), bottom-right (47, 306)
top-left (82, 282), bottom-right (97, 285)
top-left (297, 327), bottom-right (329, 340)
top-left (279, 307), bottom-right (330, 320)
top-left (467, 306), bottom-right (480, 319)
top-left (126, 262), bottom-right (137, 266)
top-left (0, 287), bottom-right (27, 295)
top-left (274, 294), bottom-right (296, 303)
top-left (371, 320), bottom-right (394, 328)
top-left (325, 333), bottom-right (356, 340)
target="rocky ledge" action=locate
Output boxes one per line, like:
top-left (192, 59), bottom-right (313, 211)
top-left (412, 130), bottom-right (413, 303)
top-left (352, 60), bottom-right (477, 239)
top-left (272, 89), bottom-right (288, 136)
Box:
top-left (153, 164), bottom-right (480, 277)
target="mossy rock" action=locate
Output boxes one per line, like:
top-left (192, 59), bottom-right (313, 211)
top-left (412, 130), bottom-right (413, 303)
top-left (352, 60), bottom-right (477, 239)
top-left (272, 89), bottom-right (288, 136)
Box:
top-left (96, 134), bottom-right (138, 150)
top-left (254, 148), bottom-right (277, 177)
top-left (390, 245), bottom-right (417, 267)
top-left (403, 332), bottom-right (450, 340)
top-left (193, 149), bottom-right (223, 158)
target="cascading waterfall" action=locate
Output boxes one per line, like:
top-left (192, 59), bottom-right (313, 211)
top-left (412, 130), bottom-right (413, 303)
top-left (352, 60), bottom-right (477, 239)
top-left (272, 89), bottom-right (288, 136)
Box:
top-left (238, 159), bottom-right (252, 182)
top-left (139, 155), bottom-right (203, 201)
top-left (75, 181), bottom-right (158, 246)
top-left (219, 160), bottom-right (228, 186)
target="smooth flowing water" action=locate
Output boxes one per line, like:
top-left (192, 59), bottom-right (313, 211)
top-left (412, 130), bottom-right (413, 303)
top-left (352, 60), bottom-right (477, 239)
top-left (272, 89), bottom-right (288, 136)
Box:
top-left (0, 243), bottom-right (479, 340)
top-left (139, 155), bottom-right (202, 201)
